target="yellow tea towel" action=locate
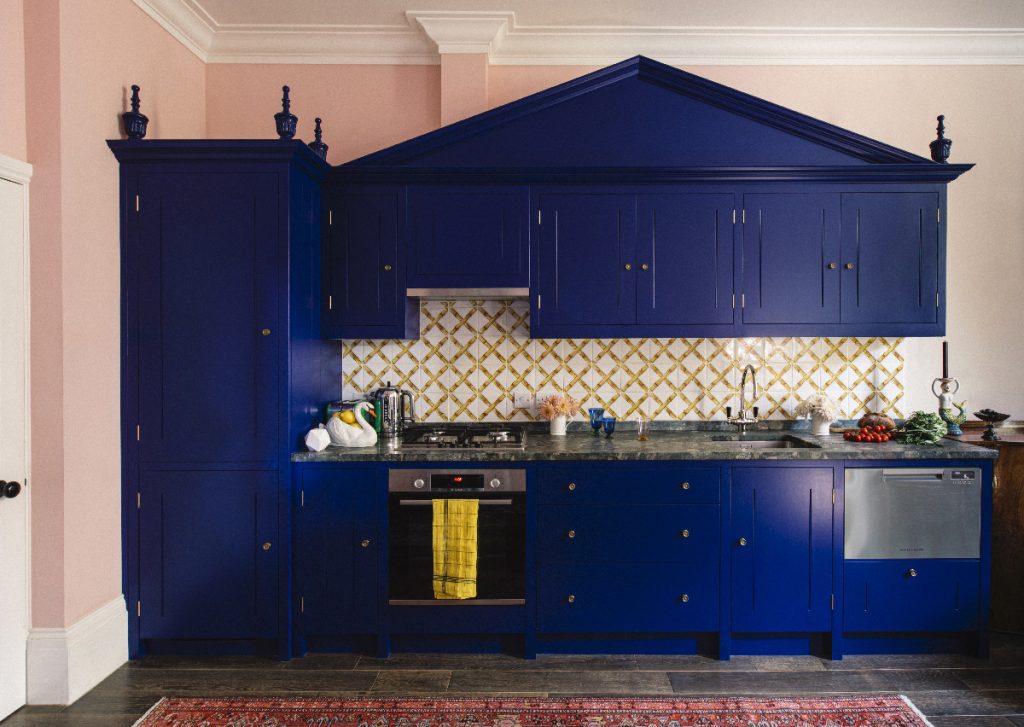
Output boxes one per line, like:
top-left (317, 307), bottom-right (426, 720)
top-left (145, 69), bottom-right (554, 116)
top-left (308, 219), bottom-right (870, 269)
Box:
top-left (432, 498), bottom-right (479, 599)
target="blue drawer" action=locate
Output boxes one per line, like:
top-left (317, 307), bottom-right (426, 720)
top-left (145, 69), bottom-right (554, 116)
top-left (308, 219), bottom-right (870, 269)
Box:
top-left (844, 560), bottom-right (980, 632)
top-left (538, 464), bottom-right (720, 505)
top-left (537, 561), bottom-right (719, 633)
top-left (538, 504), bottom-right (719, 564)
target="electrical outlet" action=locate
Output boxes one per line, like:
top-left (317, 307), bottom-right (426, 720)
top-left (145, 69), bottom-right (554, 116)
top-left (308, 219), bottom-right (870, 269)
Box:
top-left (512, 391), bottom-right (533, 409)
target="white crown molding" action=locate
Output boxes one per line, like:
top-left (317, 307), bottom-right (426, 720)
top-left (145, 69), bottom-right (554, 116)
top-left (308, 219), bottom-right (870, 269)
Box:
top-left (407, 11), bottom-right (512, 55)
top-left (134, 1), bottom-right (1024, 66)
top-left (0, 154), bottom-right (33, 185)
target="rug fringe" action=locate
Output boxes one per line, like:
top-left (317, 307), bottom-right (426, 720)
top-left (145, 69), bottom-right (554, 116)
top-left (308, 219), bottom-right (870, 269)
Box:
top-left (899, 694), bottom-right (935, 727)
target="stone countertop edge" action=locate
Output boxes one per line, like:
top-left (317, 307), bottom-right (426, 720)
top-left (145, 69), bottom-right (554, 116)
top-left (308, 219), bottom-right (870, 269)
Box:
top-left (292, 431), bottom-right (998, 462)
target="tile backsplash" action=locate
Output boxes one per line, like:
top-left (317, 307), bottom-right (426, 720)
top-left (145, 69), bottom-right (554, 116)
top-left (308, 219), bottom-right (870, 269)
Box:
top-left (341, 300), bottom-right (905, 423)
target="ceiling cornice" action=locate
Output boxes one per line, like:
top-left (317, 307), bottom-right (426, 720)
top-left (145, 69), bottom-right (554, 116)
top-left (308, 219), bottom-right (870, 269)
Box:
top-left (133, 0), bottom-right (1024, 66)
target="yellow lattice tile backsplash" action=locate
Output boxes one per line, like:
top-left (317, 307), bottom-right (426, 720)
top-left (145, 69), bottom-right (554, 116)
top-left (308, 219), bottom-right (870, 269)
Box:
top-left (341, 300), bottom-right (905, 423)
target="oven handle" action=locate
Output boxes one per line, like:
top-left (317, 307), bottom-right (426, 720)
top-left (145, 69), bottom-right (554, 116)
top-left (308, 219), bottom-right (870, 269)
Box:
top-left (397, 498), bottom-right (514, 507)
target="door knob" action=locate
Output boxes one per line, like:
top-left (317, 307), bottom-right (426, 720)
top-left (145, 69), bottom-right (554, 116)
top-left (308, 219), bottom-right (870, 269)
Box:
top-left (908, 568), bottom-right (918, 577)
top-left (680, 529), bottom-right (690, 538)
top-left (383, 264), bottom-right (393, 272)
top-left (567, 529), bottom-right (576, 539)
top-left (262, 542), bottom-right (272, 551)
top-left (567, 594), bottom-right (576, 603)
top-left (640, 263), bottom-right (649, 271)
top-left (360, 539), bottom-right (371, 548)
top-left (0, 481), bottom-right (21, 499)
top-left (738, 537), bottom-right (748, 546)
top-left (623, 263), bottom-right (632, 271)
top-left (827, 262), bottom-right (837, 269)
top-left (845, 263), bottom-right (855, 270)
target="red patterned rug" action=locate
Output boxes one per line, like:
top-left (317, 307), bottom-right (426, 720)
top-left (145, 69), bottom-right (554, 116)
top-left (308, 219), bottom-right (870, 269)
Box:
top-left (134, 695), bottom-right (933, 726)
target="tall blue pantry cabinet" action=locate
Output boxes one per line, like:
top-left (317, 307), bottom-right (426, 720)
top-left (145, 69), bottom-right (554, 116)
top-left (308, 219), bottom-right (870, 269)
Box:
top-left (109, 141), bottom-right (334, 658)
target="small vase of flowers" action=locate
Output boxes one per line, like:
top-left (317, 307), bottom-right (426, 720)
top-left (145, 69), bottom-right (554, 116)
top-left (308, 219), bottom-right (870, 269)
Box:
top-left (539, 393), bottom-right (581, 436)
top-left (795, 394), bottom-right (840, 436)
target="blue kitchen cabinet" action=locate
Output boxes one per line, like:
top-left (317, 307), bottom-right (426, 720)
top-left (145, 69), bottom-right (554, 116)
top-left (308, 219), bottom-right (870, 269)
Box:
top-left (730, 466), bottom-right (834, 633)
top-left (296, 465), bottom-right (380, 640)
top-left (111, 141), bottom-right (332, 657)
top-left (407, 186), bottom-right (529, 290)
top-left (741, 193), bottom-right (841, 326)
top-left (322, 185), bottom-right (418, 339)
top-left (840, 192), bottom-right (940, 325)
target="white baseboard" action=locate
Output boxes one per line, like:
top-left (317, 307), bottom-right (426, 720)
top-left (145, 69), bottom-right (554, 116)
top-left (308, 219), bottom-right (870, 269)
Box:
top-left (27, 596), bottom-right (128, 705)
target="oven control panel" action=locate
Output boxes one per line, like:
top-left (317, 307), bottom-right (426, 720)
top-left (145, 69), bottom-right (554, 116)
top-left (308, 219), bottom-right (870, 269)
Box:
top-left (388, 468), bottom-right (526, 493)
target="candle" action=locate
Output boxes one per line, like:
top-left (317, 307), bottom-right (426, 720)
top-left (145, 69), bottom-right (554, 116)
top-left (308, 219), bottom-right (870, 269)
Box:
top-left (942, 340), bottom-right (949, 379)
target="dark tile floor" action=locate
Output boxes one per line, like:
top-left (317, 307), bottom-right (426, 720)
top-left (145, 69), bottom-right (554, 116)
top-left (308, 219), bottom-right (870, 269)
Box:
top-left (4, 634), bottom-right (1024, 726)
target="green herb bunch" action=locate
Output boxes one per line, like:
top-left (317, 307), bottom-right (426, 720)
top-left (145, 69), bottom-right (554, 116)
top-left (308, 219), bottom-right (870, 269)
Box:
top-left (897, 411), bottom-right (948, 444)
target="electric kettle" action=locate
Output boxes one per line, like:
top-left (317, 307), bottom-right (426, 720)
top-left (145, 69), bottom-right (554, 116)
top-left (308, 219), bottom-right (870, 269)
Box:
top-left (369, 381), bottom-right (416, 439)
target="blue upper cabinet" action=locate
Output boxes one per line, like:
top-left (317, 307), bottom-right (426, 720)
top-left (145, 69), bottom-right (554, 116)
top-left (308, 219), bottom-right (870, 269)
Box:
top-left (328, 55), bottom-right (970, 338)
top-left (407, 185), bottom-right (529, 290)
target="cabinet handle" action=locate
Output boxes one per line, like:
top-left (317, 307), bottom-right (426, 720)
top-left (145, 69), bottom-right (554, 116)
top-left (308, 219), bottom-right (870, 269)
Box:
top-left (738, 537), bottom-right (748, 547)
top-left (567, 594), bottom-right (576, 603)
top-left (361, 539), bottom-right (371, 548)
top-left (262, 542), bottom-right (272, 551)
top-left (567, 529), bottom-right (576, 539)
top-left (680, 529), bottom-right (690, 538)
top-left (623, 263), bottom-right (632, 271)
top-left (383, 264), bottom-right (393, 272)
top-left (908, 568), bottom-right (918, 577)
top-left (680, 482), bottom-right (690, 490)
top-left (679, 594), bottom-right (690, 603)
top-left (845, 262), bottom-right (855, 270)
top-left (567, 482), bottom-right (576, 491)
top-left (827, 262), bottom-right (837, 270)
top-left (640, 263), bottom-right (649, 271)
top-left (261, 328), bottom-right (271, 336)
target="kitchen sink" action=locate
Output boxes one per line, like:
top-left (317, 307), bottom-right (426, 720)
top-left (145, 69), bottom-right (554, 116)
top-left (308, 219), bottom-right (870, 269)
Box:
top-left (703, 435), bottom-right (820, 449)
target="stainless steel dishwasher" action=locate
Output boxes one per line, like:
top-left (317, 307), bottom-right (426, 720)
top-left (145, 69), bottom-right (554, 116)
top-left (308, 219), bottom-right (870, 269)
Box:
top-left (845, 468), bottom-right (982, 560)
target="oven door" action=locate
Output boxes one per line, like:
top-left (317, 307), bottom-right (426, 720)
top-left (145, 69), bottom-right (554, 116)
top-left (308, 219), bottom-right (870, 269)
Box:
top-left (388, 492), bottom-right (526, 605)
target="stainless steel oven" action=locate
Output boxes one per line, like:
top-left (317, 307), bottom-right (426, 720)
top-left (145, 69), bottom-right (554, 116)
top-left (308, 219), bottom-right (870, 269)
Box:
top-left (388, 468), bottom-right (526, 605)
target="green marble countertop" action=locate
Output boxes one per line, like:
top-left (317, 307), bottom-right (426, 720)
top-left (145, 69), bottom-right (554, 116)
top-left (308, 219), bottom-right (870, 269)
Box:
top-left (293, 428), bottom-right (997, 463)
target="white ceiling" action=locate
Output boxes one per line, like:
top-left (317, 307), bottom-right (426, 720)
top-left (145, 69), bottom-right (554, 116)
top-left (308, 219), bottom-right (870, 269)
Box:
top-left (133, 0), bottom-right (1024, 65)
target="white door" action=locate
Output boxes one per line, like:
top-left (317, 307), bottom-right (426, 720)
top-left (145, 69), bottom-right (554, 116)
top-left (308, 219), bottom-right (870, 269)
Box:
top-left (0, 154), bottom-right (31, 721)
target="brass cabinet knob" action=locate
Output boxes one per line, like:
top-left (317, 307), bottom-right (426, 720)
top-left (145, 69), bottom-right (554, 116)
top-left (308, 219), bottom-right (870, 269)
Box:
top-left (827, 262), bottom-right (837, 269)
top-left (261, 328), bottom-right (271, 336)
top-left (262, 542), bottom-right (272, 551)
top-left (567, 482), bottom-right (576, 491)
top-left (624, 263), bottom-right (632, 271)
top-left (567, 594), bottom-right (576, 603)
top-left (908, 568), bottom-right (918, 577)
top-left (738, 537), bottom-right (748, 547)
top-left (360, 539), bottom-right (371, 548)
top-left (680, 529), bottom-right (690, 538)
top-left (640, 263), bottom-right (650, 271)
top-left (845, 262), bottom-right (855, 270)
top-left (567, 529), bottom-right (576, 539)
top-left (383, 264), bottom-right (393, 272)
top-left (680, 594), bottom-right (690, 603)
top-left (680, 482), bottom-right (690, 490)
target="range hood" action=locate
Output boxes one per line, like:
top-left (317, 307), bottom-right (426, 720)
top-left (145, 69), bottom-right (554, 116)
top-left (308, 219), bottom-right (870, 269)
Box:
top-left (406, 288), bottom-right (530, 300)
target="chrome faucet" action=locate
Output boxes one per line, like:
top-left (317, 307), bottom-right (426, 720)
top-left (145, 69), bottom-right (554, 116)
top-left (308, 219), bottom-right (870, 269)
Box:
top-left (728, 364), bottom-right (760, 433)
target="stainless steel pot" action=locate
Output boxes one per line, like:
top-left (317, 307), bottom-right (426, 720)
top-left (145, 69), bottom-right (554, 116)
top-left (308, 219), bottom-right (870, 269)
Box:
top-left (369, 381), bottom-right (415, 439)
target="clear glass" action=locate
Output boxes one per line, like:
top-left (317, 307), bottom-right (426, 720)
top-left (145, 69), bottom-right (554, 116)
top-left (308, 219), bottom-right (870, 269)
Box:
top-left (602, 416), bottom-right (616, 437)
top-left (636, 415), bottom-right (651, 441)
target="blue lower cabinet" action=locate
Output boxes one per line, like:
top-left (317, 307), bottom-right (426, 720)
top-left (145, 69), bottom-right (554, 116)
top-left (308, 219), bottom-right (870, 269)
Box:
top-left (730, 466), bottom-right (834, 633)
top-left (538, 464), bottom-right (720, 505)
top-left (844, 560), bottom-right (980, 632)
top-left (297, 466), bottom-right (379, 637)
top-left (537, 561), bottom-right (719, 633)
top-left (139, 470), bottom-right (279, 640)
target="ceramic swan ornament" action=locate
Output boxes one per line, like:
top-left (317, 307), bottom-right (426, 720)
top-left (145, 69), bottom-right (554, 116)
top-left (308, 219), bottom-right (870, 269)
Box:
top-left (326, 401), bottom-right (378, 447)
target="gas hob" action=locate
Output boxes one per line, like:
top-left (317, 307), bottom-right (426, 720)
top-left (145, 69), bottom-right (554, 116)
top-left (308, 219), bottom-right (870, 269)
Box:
top-left (399, 423), bottom-right (527, 450)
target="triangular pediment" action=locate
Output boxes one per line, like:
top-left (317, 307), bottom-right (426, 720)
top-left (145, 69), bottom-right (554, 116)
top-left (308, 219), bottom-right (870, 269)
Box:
top-left (345, 56), bottom-right (937, 170)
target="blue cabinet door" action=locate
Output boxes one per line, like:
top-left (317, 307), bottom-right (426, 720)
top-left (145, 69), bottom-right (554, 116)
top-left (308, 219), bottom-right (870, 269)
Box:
top-left (139, 470), bottom-right (278, 639)
top-left (298, 466), bottom-right (379, 635)
top-left (840, 192), bottom-right (940, 324)
top-left (636, 192), bottom-right (736, 325)
top-left (136, 172), bottom-right (279, 465)
top-left (730, 467), bottom-right (834, 632)
top-left (408, 186), bottom-right (529, 289)
top-left (323, 186), bottom-right (417, 339)
top-left (535, 192), bottom-right (636, 327)
top-left (741, 193), bottom-right (841, 324)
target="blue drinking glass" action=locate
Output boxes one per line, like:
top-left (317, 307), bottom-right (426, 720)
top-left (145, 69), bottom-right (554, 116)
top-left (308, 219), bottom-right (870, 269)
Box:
top-left (602, 416), bottom-right (616, 437)
top-left (588, 407), bottom-right (605, 435)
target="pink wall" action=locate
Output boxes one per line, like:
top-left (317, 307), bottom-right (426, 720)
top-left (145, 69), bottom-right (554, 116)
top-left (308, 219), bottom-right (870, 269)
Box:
top-left (205, 64), bottom-right (440, 164)
top-left (440, 54), bottom-right (489, 124)
top-left (24, 0), bottom-right (205, 628)
top-left (0, 0), bottom-right (27, 160)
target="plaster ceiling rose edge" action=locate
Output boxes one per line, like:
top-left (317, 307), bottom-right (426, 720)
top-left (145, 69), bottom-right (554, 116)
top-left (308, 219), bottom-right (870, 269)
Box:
top-left (133, 0), bottom-right (1024, 66)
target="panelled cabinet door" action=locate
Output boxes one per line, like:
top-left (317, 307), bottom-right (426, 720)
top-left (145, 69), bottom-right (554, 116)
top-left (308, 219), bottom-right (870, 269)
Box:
top-left (840, 192), bottom-right (940, 324)
top-left (730, 467), bottom-right (834, 633)
top-left (323, 187), bottom-right (406, 336)
top-left (636, 192), bottom-right (735, 325)
top-left (138, 471), bottom-right (278, 639)
top-left (136, 172), bottom-right (279, 465)
top-left (408, 186), bottom-right (529, 289)
top-left (741, 193), bottom-right (841, 324)
top-left (298, 467), bottom-right (378, 635)
top-left (535, 192), bottom-right (636, 327)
